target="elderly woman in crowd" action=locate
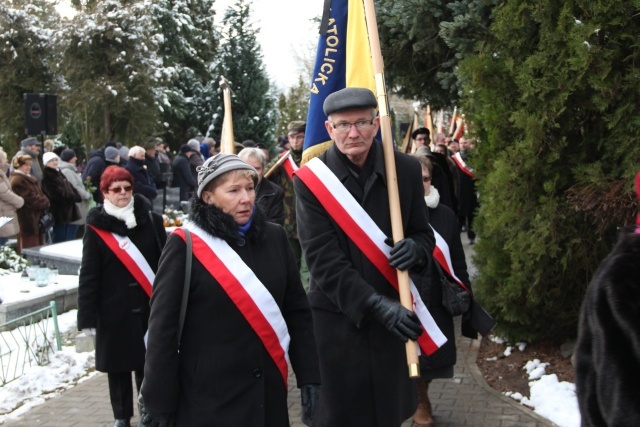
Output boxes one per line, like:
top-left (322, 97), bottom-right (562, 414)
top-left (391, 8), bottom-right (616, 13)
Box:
top-left (410, 154), bottom-right (472, 427)
top-left (238, 147), bottom-right (285, 225)
top-left (41, 152), bottom-right (81, 243)
top-left (0, 148), bottom-right (24, 246)
top-left (77, 166), bottom-right (166, 427)
top-left (141, 153), bottom-right (320, 426)
top-left (9, 154), bottom-right (49, 251)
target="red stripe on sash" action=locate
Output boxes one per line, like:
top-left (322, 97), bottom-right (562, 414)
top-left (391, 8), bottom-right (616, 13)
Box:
top-left (453, 152), bottom-right (476, 179)
top-left (88, 225), bottom-right (153, 297)
top-left (173, 228), bottom-right (289, 387)
top-left (433, 246), bottom-right (470, 293)
top-left (282, 156), bottom-right (297, 181)
top-left (295, 167), bottom-right (442, 355)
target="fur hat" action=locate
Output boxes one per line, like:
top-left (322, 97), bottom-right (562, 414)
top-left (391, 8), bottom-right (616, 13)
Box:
top-left (196, 153), bottom-right (257, 198)
top-left (43, 152), bottom-right (59, 166)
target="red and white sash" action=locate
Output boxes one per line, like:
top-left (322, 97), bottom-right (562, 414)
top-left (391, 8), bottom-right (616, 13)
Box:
top-left (173, 224), bottom-right (291, 387)
top-left (280, 151), bottom-right (299, 180)
top-left (431, 226), bottom-right (470, 293)
top-left (88, 225), bottom-right (154, 297)
top-left (294, 158), bottom-right (447, 355)
top-left (453, 152), bottom-right (476, 179)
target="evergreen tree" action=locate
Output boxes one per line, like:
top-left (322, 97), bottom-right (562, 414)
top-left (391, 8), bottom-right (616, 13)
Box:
top-left (202, 0), bottom-right (275, 145)
top-left (460, 0), bottom-right (640, 342)
top-left (276, 75), bottom-right (309, 138)
top-left (375, 0), bottom-right (494, 109)
top-left (0, 0), bottom-right (59, 153)
top-left (59, 0), bottom-right (167, 149)
top-left (152, 0), bottom-right (219, 148)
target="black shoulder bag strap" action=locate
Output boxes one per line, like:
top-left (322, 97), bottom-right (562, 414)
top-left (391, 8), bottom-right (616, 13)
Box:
top-left (178, 228), bottom-right (192, 345)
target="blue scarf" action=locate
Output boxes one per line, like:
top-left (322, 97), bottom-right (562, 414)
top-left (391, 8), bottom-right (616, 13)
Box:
top-left (237, 206), bottom-right (256, 237)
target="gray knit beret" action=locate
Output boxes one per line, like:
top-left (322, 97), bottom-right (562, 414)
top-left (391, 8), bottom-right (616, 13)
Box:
top-left (323, 87), bottom-right (378, 116)
top-left (197, 153), bottom-right (257, 198)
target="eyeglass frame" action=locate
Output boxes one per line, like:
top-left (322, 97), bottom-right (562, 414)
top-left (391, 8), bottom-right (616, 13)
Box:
top-left (328, 119), bottom-right (376, 134)
top-left (108, 185), bottom-right (133, 194)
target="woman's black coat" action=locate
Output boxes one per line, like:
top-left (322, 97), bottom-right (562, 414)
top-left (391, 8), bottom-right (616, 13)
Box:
top-left (575, 227), bottom-right (640, 426)
top-left (412, 202), bottom-right (471, 379)
top-left (77, 194), bottom-right (166, 372)
top-left (142, 198), bottom-right (320, 426)
top-left (41, 167), bottom-right (80, 225)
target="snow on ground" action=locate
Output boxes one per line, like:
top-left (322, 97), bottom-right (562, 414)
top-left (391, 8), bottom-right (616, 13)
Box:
top-left (0, 310), bottom-right (582, 426)
top-left (499, 343), bottom-right (581, 427)
top-left (0, 310), bottom-right (97, 423)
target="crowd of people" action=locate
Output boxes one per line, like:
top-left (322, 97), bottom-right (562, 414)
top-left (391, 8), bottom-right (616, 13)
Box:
top-left (0, 87), bottom-right (485, 427)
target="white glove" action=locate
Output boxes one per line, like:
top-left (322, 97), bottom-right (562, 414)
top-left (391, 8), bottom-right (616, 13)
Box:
top-left (82, 328), bottom-right (96, 336)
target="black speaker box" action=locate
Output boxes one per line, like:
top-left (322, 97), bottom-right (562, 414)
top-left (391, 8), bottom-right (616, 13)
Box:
top-left (24, 93), bottom-right (57, 135)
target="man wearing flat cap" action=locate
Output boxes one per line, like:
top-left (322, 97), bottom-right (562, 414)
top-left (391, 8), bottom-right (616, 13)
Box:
top-left (266, 120), bottom-right (309, 289)
top-left (11, 137), bottom-right (43, 182)
top-left (172, 144), bottom-right (198, 201)
top-left (294, 87), bottom-right (435, 426)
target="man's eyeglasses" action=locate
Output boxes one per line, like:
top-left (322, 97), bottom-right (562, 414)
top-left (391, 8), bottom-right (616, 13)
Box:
top-left (422, 176), bottom-right (432, 183)
top-left (330, 119), bottom-right (375, 134)
top-left (108, 185), bottom-right (133, 194)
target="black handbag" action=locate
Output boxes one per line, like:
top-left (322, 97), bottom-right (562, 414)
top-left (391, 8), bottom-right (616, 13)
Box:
top-left (38, 212), bottom-right (55, 234)
top-left (434, 259), bottom-right (471, 316)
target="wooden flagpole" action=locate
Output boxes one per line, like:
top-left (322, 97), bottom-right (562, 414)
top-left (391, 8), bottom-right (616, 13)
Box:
top-left (448, 106), bottom-right (457, 138)
top-left (219, 76), bottom-right (235, 154)
top-left (362, 0), bottom-right (420, 378)
top-left (425, 105), bottom-right (434, 150)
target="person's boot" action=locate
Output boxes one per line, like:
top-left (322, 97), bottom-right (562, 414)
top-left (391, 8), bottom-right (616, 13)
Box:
top-left (412, 380), bottom-right (434, 427)
top-left (113, 419), bottom-right (131, 427)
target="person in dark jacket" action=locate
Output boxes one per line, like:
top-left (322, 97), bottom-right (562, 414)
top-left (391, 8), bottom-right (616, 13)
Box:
top-left (9, 155), bottom-right (49, 251)
top-left (294, 88), bottom-right (435, 426)
top-left (83, 146), bottom-right (121, 204)
top-left (77, 166), bottom-right (166, 427)
top-left (456, 137), bottom-right (478, 243)
top-left (143, 140), bottom-right (164, 189)
top-left (141, 153), bottom-right (320, 426)
top-left (171, 144), bottom-right (198, 201)
top-left (574, 172), bottom-right (640, 427)
top-left (41, 152), bottom-right (81, 243)
top-left (125, 146), bottom-right (157, 202)
top-left (238, 147), bottom-right (285, 225)
top-left (411, 154), bottom-right (472, 427)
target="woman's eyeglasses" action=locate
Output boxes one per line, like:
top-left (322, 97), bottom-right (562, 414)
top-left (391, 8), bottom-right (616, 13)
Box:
top-left (108, 185), bottom-right (133, 194)
top-left (422, 176), bottom-right (432, 183)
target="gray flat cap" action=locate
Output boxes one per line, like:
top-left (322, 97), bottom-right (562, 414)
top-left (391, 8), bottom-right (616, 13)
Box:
top-left (21, 137), bottom-right (41, 147)
top-left (197, 153), bottom-right (257, 198)
top-left (323, 87), bottom-right (377, 116)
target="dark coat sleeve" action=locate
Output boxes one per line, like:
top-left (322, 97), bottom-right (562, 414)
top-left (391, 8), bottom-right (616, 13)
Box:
top-left (575, 231), bottom-right (640, 427)
top-left (77, 226), bottom-right (103, 330)
top-left (276, 225), bottom-right (320, 386)
top-left (142, 234), bottom-right (189, 415)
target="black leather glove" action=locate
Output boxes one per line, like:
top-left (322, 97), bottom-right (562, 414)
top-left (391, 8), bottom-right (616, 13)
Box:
top-left (300, 383), bottom-right (320, 426)
top-left (137, 394), bottom-right (174, 427)
top-left (365, 294), bottom-right (422, 342)
top-left (387, 238), bottom-right (426, 270)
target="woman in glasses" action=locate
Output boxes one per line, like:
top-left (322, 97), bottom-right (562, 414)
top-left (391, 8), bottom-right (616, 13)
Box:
top-left (77, 166), bottom-right (166, 427)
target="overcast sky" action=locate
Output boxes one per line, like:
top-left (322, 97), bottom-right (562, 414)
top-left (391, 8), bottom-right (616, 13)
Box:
top-left (55, 0), bottom-right (322, 92)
